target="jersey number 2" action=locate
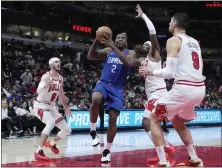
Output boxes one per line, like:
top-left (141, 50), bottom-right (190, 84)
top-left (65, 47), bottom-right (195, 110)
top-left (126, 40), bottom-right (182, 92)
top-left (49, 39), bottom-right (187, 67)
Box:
top-left (51, 93), bottom-right (57, 102)
top-left (191, 52), bottom-right (200, 70)
top-left (111, 65), bottom-right (117, 73)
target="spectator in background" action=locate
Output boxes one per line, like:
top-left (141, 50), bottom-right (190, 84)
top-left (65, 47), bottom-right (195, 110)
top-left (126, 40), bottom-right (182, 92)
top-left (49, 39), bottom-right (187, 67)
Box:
top-left (3, 66), bottom-right (12, 80)
top-left (12, 81), bottom-right (22, 94)
top-left (128, 89), bottom-right (135, 101)
top-left (1, 100), bottom-right (17, 137)
top-left (78, 100), bottom-right (88, 110)
top-left (20, 69), bottom-right (33, 85)
top-left (3, 80), bottom-right (11, 91)
top-left (2, 100), bottom-right (9, 119)
top-left (29, 82), bottom-right (37, 95)
top-left (2, 88), bottom-right (21, 102)
top-left (69, 102), bottom-right (79, 110)
top-left (8, 101), bottom-right (24, 134)
top-left (16, 102), bottom-right (36, 135)
top-left (75, 51), bottom-right (82, 70)
top-left (132, 101), bottom-right (140, 109)
top-left (27, 100), bottom-right (33, 112)
top-left (15, 100), bottom-right (22, 109)
top-left (27, 55), bottom-right (35, 67)
top-left (126, 102), bottom-right (132, 109)
top-left (20, 83), bottom-right (29, 95)
top-left (63, 62), bottom-right (75, 75)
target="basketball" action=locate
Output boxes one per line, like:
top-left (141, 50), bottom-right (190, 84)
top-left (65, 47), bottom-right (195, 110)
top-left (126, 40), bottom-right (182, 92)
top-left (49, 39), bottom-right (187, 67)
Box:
top-left (96, 26), bottom-right (112, 43)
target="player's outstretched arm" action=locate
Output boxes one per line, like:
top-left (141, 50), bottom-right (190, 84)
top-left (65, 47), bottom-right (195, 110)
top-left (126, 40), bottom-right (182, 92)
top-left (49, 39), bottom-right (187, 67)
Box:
top-left (87, 39), bottom-right (110, 60)
top-left (136, 4), bottom-right (160, 61)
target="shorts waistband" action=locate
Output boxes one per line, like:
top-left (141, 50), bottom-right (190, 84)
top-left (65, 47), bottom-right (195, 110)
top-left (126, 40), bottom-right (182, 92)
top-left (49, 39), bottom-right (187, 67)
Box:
top-left (174, 80), bottom-right (205, 87)
top-left (175, 80), bottom-right (205, 84)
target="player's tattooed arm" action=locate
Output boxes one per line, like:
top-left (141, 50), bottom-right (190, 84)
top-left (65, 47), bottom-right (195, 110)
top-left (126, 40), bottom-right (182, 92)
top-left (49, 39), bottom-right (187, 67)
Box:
top-left (87, 39), bottom-right (111, 60)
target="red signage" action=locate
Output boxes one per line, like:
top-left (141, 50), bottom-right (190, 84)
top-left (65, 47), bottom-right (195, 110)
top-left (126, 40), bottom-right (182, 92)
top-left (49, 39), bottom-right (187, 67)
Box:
top-left (206, 3), bottom-right (222, 8)
top-left (72, 25), bottom-right (92, 33)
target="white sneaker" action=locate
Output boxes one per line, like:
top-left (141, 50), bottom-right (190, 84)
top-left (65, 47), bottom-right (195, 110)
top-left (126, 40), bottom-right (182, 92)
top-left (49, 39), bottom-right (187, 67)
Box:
top-left (189, 158), bottom-right (204, 167)
top-left (90, 130), bottom-right (100, 146)
top-left (101, 149), bottom-right (111, 162)
top-left (158, 160), bottom-right (171, 167)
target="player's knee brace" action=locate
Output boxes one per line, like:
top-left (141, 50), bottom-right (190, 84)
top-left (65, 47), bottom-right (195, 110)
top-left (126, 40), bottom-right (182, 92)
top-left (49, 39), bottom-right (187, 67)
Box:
top-left (57, 126), bottom-right (72, 139)
top-left (42, 121), bottom-right (55, 136)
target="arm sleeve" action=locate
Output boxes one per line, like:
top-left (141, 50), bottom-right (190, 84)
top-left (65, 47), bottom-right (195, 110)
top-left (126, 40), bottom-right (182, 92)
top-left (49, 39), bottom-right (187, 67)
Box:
top-left (153, 57), bottom-right (177, 79)
top-left (141, 13), bottom-right (156, 34)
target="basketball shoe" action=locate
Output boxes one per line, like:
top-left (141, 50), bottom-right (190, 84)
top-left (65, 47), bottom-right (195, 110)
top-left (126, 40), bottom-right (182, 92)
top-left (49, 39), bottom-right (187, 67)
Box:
top-left (101, 149), bottom-right (111, 162)
top-left (90, 130), bottom-right (100, 146)
top-left (34, 150), bottom-right (50, 161)
top-left (44, 141), bottom-right (59, 154)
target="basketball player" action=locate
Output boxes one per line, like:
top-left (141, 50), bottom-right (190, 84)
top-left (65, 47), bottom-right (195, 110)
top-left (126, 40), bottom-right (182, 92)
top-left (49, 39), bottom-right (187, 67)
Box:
top-left (33, 57), bottom-right (72, 161)
top-left (135, 4), bottom-right (176, 157)
top-left (139, 13), bottom-right (205, 166)
top-left (87, 32), bottom-right (143, 162)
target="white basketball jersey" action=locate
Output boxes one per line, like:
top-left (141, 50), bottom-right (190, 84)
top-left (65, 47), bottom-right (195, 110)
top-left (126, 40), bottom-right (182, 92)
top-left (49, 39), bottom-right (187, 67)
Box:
top-left (144, 56), bottom-right (166, 97)
top-left (174, 35), bottom-right (205, 83)
top-left (37, 72), bottom-right (62, 104)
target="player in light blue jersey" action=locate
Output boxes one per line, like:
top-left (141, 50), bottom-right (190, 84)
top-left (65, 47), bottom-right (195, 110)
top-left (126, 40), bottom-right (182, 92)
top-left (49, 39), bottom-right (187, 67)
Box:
top-left (87, 32), bottom-right (143, 162)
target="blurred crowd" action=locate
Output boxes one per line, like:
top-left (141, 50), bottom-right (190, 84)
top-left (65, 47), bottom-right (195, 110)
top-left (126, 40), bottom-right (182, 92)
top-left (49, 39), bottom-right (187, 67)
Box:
top-left (1, 37), bottom-right (222, 138)
top-left (73, 2), bottom-right (169, 17)
top-left (2, 1), bottom-right (169, 20)
top-left (2, 2), bottom-right (221, 48)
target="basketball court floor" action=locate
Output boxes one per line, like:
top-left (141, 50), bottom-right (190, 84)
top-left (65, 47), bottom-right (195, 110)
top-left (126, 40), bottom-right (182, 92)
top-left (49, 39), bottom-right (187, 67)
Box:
top-left (2, 126), bottom-right (222, 167)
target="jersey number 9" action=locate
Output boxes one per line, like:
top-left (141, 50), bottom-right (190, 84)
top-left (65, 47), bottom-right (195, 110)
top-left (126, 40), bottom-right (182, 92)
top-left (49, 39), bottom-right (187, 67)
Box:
top-left (191, 52), bottom-right (200, 70)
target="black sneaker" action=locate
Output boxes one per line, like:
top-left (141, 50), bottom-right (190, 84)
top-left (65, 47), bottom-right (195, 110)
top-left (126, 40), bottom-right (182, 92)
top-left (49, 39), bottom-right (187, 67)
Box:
top-left (90, 130), bottom-right (100, 146)
top-left (101, 149), bottom-right (111, 162)
top-left (9, 132), bottom-right (17, 138)
top-left (162, 127), bottom-right (169, 133)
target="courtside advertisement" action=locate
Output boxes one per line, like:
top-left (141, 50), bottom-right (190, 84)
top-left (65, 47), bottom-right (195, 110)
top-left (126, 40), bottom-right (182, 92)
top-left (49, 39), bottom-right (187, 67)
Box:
top-left (67, 109), bottom-right (222, 129)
